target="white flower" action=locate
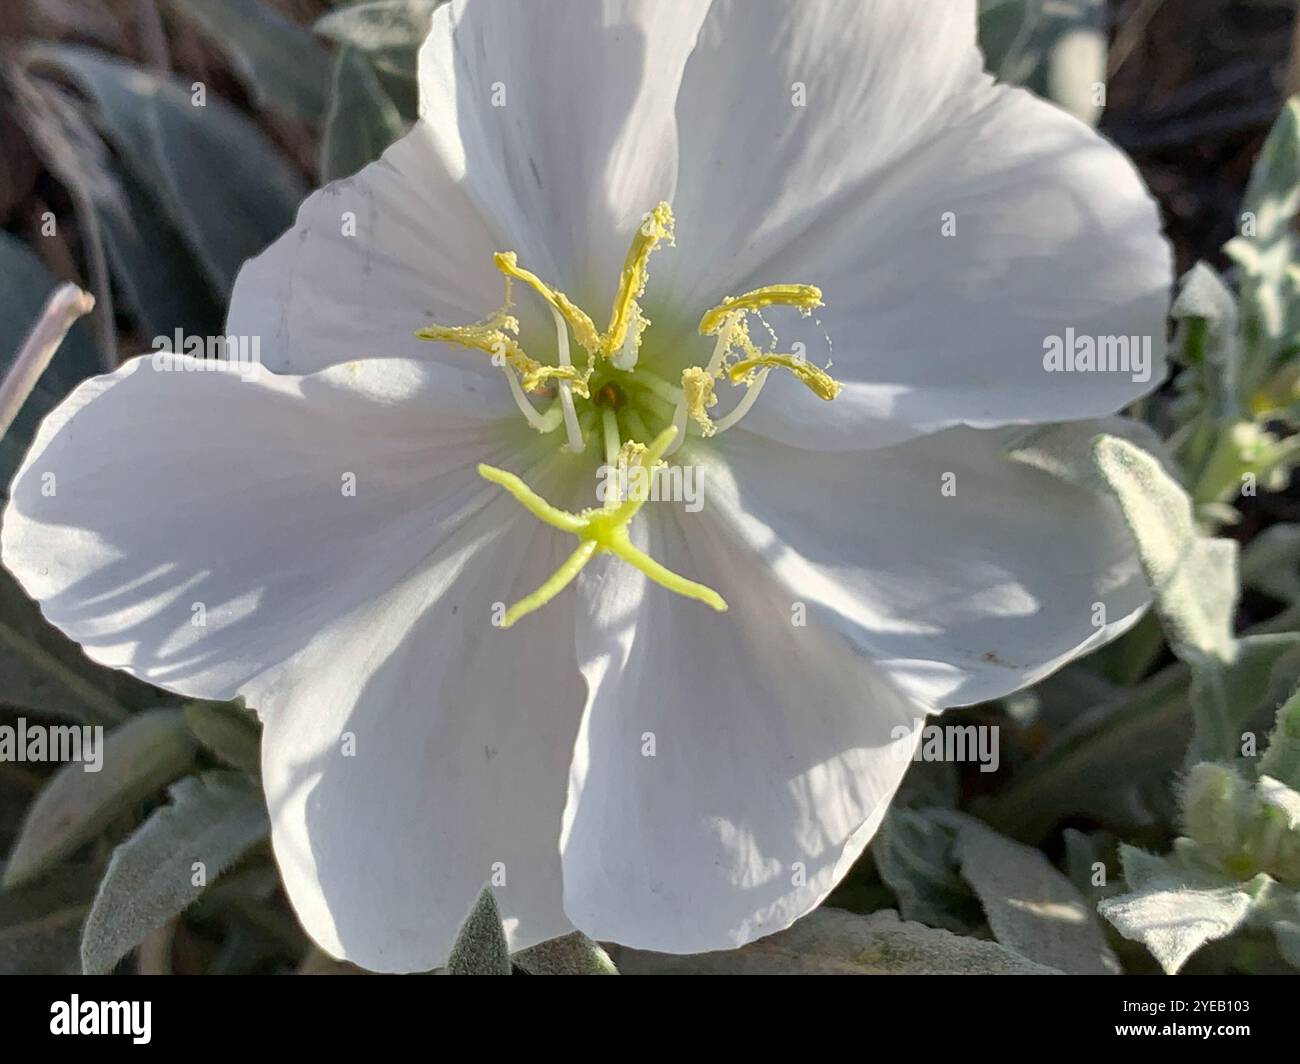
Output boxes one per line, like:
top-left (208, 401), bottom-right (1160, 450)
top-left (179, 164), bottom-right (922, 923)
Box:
top-left (1, 0), bottom-right (1171, 971)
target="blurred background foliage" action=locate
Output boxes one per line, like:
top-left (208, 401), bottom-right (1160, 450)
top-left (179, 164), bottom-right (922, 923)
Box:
top-left (3, 0), bottom-right (1300, 975)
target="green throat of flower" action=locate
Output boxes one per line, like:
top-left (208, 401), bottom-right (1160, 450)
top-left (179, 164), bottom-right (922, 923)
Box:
top-left (415, 201), bottom-right (843, 628)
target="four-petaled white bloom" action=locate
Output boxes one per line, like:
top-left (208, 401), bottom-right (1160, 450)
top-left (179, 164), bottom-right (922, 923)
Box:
top-left (2, 0), bottom-right (1170, 971)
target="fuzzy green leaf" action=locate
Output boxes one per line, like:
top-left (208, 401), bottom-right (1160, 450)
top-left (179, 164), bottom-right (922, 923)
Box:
top-left (320, 48), bottom-right (407, 182)
top-left (1225, 98), bottom-right (1300, 367)
top-left (1093, 434), bottom-right (1237, 664)
top-left (980, 660), bottom-right (1190, 841)
top-left (4, 710), bottom-right (198, 888)
top-left (168, 0), bottom-right (333, 124)
top-left (94, 163), bottom-right (224, 340)
top-left (182, 701), bottom-right (260, 776)
top-left (314, 0), bottom-right (440, 79)
top-left (1098, 845), bottom-right (1275, 974)
top-left (445, 888), bottom-right (511, 975)
top-left (979, 0), bottom-right (1107, 125)
top-left (1241, 523), bottom-right (1300, 604)
top-left (80, 771), bottom-right (268, 974)
top-left (0, 865), bottom-right (99, 975)
top-left (872, 808), bottom-right (980, 932)
top-left (1275, 920), bottom-right (1300, 968)
top-left (513, 933), bottom-right (618, 975)
top-left (937, 811), bottom-right (1120, 974)
top-left (1261, 685), bottom-right (1300, 788)
top-left (1188, 633), bottom-right (1300, 762)
top-left (25, 44), bottom-right (305, 297)
top-left (1171, 262), bottom-right (1241, 420)
top-left (1005, 417), bottom-right (1168, 489)
top-left (1089, 434), bottom-right (1287, 761)
top-left (609, 908), bottom-right (1058, 975)
top-left (314, 0), bottom-right (440, 51)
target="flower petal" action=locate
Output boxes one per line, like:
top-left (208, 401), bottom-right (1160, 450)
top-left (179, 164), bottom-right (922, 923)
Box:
top-left (418, 0), bottom-right (712, 307)
top-left (560, 418), bottom-right (1146, 952)
top-left (664, 0), bottom-right (981, 305)
top-left (225, 123), bottom-right (511, 375)
top-left (562, 509), bottom-right (922, 953)
top-left (692, 424), bottom-right (1150, 710)
top-left (260, 491), bottom-right (587, 971)
top-left (3, 355), bottom-right (518, 695)
top-left (2, 355), bottom-right (589, 970)
top-left (662, 0), bottom-right (1171, 448)
top-left (231, 0), bottom-right (715, 377)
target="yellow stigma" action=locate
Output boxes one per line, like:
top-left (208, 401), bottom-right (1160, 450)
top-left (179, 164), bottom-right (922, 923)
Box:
top-left (419, 200), bottom-right (840, 627)
top-left (479, 427), bottom-right (727, 628)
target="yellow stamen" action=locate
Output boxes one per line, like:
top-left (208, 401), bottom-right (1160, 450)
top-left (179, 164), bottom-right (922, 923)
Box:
top-left (681, 366), bottom-right (718, 436)
top-left (698, 284), bottom-right (823, 337)
top-left (426, 201), bottom-right (839, 628)
top-left (477, 426), bottom-right (727, 627)
top-left (606, 202), bottom-right (674, 356)
top-left (494, 252), bottom-right (603, 356)
top-left (711, 367), bottom-right (770, 434)
top-left (617, 439), bottom-right (648, 468)
top-left (501, 364), bottom-right (552, 433)
top-left (727, 352), bottom-right (842, 401)
top-left (521, 363), bottom-right (590, 396)
top-left (550, 306), bottom-right (585, 452)
top-left (679, 291), bottom-right (839, 419)
top-left (482, 204), bottom-right (674, 372)
top-left (416, 274), bottom-right (590, 398)
top-left (414, 320), bottom-right (527, 377)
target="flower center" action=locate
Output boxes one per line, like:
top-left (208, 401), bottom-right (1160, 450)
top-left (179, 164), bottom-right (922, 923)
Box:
top-left (416, 202), bottom-right (841, 627)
